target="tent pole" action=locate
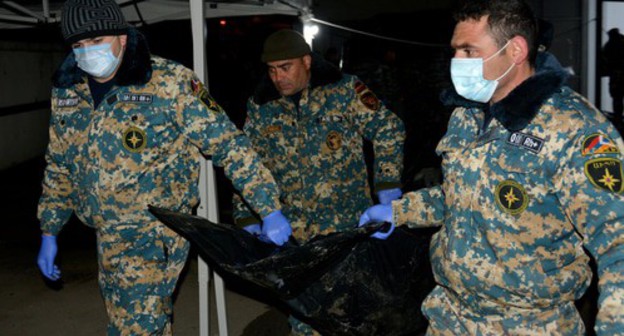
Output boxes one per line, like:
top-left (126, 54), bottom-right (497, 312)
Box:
top-left (42, 0), bottom-right (49, 19)
top-left (191, 0), bottom-right (229, 336)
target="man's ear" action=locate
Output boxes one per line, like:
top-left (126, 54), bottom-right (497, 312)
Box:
top-left (119, 34), bottom-right (128, 48)
top-left (303, 54), bottom-right (312, 70)
top-left (509, 35), bottom-right (529, 64)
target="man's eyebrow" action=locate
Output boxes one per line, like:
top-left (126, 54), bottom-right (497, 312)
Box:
top-left (451, 42), bottom-right (475, 49)
top-left (269, 62), bottom-right (293, 69)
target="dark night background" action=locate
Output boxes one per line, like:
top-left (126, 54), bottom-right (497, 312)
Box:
top-left (0, 1), bottom-right (602, 334)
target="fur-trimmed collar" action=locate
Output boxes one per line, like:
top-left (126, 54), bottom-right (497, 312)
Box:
top-left (52, 27), bottom-right (152, 89)
top-left (252, 53), bottom-right (343, 105)
top-left (441, 68), bottom-right (569, 131)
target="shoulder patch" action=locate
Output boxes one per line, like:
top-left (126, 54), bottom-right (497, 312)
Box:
top-left (191, 79), bottom-right (223, 112)
top-left (354, 80), bottom-right (380, 111)
top-left (584, 158), bottom-right (623, 193)
top-left (495, 180), bottom-right (529, 215)
top-left (581, 133), bottom-right (620, 156)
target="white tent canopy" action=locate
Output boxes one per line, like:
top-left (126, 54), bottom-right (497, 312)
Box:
top-left (0, 0), bottom-right (309, 29)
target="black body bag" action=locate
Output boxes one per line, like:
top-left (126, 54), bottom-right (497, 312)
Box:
top-left (149, 206), bottom-right (435, 336)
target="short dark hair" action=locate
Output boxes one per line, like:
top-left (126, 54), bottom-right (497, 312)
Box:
top-left (453, 0), bottom-right (538, 66)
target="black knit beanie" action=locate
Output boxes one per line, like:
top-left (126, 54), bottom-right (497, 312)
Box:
top-left (61, 0), bottom-right (129, 45)
top-left (261, 29), bottom-right (311, 63)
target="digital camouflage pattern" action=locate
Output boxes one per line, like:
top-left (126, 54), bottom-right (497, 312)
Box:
top-left (233, 60), bottom-right (404, 243)
top-left (38, 44), bottom-right (281, 334)
top-left (392, 70), bottom-right (624, 335)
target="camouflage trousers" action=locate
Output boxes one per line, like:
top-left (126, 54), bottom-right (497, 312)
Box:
top-left (422, 286), bottom-right (585, 336)
top-left (96, 222), bottom-right (190, 335)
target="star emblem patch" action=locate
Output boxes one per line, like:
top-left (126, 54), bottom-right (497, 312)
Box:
top-left (123, 126), bottom-right (147, 153)
top-left (495, 180), bottom-right (529, 215)
top-left (191, 79), bottom-right (223, 112)
top-left (584, 158), bottom-right (623, 193)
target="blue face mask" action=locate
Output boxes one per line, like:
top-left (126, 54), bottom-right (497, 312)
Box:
top-left (450, 41), bottom-right (514, 103)
top-left (73, 39), bottom-right (121, 79)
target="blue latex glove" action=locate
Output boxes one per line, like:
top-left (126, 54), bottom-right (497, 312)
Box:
top-left (37, 234), bottom-right (61, 281)
top-left (243, 223), bottom-right (262, 236)
top-left (261, 210), bottom-right (292, 246)
top-left (376, 187), bottom-right (402, 205)
top-left (358, 204), bottom-right (395, 240)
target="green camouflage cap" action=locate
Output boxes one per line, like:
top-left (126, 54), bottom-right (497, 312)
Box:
top-left (261, 29), bottom-right (311, 62)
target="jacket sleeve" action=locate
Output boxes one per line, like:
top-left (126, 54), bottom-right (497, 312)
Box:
top-left (231, 99), bottom-right (267, 227)
top-left (37, 94), bottom-right (75, 235)
top-left (345, 76), bottom-right (405, 191)
top-left (556, 124), bottom-right (624, 335)
top-left (172, 71), bottom-right (281, 218)
top-left (392, 186), bottom-right (445, 228)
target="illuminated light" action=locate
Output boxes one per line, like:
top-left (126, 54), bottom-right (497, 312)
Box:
top-left (219, 19), bottom-right (227, 26)
top-left (303, 23), bottom-right (319, 46)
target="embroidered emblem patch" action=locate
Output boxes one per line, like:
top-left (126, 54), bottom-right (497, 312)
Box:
top-left (507, 132), bottom-right (544, 153)
top-left (581, 133), bottom-right (620, 156)
top-left (119, 93), bottom-right (153, 104)
top-left (584, 158), bottom-right (623, 193)
top-left (191, 79), bottom-right (222, 112)
top-left (354, 80), bottom-right (380, 111)
top-left (264, 124), bottom-right (282, 135)
top-left (326, 130), bottom-right (342, 150)
top-left (495, 180), bottom-right (529, 215)
top-left (123, 126), bottom-right (147, 153)
top-left (57, 98), bottom-right (79, 107)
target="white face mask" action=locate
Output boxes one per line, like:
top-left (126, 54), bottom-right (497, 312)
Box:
top-left (73, 38), bottom-right (122, 79)
top-left (450, 41), bottom-right (515, 103)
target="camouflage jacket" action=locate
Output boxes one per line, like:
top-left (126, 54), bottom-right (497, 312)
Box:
top-left (234, 57), bottom-right (404, 240)
top-left (38, 29), bottom-right (280, 235)
top-left (393, 69), bottom-right (624, 334)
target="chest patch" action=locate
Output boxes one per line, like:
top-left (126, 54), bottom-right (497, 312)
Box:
top-left (495, 180), bottom-right (529, 215)
top-left (123, 126), bottom-right (147, 153)
top-left (326, 130), bottom-right (342, 150)
top-left (57, 98), bottom-right (79, 107)
top-left (581, 133), bottom-right (620, 156)
top-left (119, 93), bottom-right (153, 104)
top-left (506, 132), bottom-right (544, 153)
top-left (584, 158), bottom-right (623, 193)
top-left (263, 124), bottom-right (282, 135)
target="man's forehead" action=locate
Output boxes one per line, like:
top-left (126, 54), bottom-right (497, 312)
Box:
top-left (267, 58), bottom-right (301, 67)
top-left (75, 35), bottom-right (118, 43)
top-left (451, 17), bottom-right (491, 47)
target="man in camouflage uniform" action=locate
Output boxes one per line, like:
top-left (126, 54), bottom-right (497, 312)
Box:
top-left (233, 30), bottom-right (405, 335)
top-left (35, 0), bottom-right (291, 334)
top-left (360, 0), bottom-right (624, 335)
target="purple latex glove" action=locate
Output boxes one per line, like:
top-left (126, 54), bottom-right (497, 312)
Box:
top-left (243, 224), bottom-right (262, 236)
top-left (376, 187), bottom-right (402, 205)
top-left (358, 204), bottom-right (395, 240)
top-left (37, 234), bottom-right (61, 281)
top-left (261, 210), bottom-right (292, 246)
